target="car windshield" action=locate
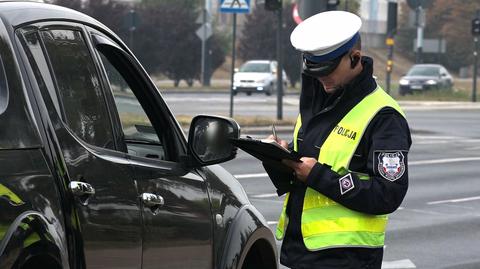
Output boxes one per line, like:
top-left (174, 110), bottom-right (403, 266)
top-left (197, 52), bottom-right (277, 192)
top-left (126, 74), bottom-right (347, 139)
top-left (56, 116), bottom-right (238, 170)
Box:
top-left (239, 63), bottom-right (270, 73)
top-left (407, 66), bottom-right (440, 77)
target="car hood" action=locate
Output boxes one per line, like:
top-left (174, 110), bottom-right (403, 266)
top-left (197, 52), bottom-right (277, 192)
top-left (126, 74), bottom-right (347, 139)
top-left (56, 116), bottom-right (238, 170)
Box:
top-left (234, 72), bottom-right (271, 81)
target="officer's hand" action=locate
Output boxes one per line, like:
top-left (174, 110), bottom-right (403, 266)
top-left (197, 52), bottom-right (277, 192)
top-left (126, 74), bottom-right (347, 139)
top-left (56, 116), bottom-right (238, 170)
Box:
top-left (282, 157), bottom-right (318, 183)
top-left (266, 135), bottom-right (289, 149)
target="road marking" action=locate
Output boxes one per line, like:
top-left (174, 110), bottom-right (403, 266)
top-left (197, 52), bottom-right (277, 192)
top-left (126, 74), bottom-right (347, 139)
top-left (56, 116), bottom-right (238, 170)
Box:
top-left (410, 157), bottom-right (480, 166)
top-left (252, 193), bottom-right (278, 198)
top-left (267, 221), bottom-right (278, 225)
top-left (382, 259), bottom-right (416, 269)
top-left (427, 195), bottom-right (480, 205)
top-left (413, 140), bottom-right (450, 145)
top-left (403, 208), bottom-right (446, 216)
top-left (234, 172), bottom-right (268, 179)
top-left (412, 135), bottom-right (462, 140)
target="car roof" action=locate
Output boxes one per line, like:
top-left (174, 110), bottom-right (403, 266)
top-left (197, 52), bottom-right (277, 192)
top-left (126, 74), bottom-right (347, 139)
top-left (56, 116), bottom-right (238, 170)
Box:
top-left (0, 2), bottom-right (109, 31)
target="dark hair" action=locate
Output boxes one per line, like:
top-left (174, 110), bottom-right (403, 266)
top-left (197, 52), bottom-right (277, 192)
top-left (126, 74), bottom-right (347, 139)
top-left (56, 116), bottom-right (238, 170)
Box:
top-left (353, 35), bottom-right (362, 50)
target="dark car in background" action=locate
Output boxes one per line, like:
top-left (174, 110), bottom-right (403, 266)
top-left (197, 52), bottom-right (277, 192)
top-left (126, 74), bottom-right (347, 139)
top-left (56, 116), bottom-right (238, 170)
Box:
top-left (0, 2), bottom-right (277, 269)
top-left (398, 64), bottom-right (454, 95)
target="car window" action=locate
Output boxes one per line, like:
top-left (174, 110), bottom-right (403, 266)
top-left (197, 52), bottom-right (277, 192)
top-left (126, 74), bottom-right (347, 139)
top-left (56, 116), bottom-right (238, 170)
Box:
top-left (92, 35), bottom-right (171, 161)
top-left (97, 52), bottom-right (166, 160)
top-left (23, 28), bottom-right (115, 149)
top-left (21, 31), bottom-right (62, 116)
top-left (407, 66), bottom-right (440, 76)
top-left (239, 62), bottom-right (270, 73)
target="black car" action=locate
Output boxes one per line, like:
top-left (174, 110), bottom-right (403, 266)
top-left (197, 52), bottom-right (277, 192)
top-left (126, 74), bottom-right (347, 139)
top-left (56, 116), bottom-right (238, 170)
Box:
top-left (0, 2), bottom-right (277, 269)
top-left (398, 64), bottom-right (454, 95)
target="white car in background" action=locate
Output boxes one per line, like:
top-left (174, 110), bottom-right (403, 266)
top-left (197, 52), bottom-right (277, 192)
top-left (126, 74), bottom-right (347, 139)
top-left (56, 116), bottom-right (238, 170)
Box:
top-left (233, 60), bottom-right (288, 96)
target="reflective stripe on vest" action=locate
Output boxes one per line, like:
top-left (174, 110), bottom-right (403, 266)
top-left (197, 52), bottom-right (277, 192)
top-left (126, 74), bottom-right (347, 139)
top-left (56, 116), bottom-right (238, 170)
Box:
top-left (276, 87), bottom-right (405, 250)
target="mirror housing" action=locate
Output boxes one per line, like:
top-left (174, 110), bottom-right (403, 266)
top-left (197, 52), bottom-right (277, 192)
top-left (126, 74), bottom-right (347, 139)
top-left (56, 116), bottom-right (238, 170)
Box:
top-left (187, 115), bottom-right (240, 167)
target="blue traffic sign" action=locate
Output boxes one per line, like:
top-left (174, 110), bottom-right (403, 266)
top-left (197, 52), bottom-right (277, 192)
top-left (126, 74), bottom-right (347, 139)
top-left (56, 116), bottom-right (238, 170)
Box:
top-left (220, 0), bottom-right (250, 14)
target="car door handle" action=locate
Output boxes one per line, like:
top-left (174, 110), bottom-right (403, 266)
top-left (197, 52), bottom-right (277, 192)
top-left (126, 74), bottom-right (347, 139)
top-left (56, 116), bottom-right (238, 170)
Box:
top-left (69, 181), bottom-right (95, 205)
top-left (141, 193), bottom-right (165, 207)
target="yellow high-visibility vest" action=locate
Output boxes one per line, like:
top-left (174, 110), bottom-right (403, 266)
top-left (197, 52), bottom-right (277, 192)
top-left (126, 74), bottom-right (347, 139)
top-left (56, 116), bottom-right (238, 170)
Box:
top-left (276, 87), bottom-right (405, 251)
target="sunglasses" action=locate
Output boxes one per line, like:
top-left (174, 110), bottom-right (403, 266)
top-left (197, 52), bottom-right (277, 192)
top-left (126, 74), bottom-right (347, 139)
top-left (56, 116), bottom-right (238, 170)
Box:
top-left (303, 51), bottom-right (349, 77)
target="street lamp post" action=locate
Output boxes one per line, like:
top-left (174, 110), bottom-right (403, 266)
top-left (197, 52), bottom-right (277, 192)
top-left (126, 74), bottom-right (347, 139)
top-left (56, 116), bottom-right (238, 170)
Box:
top-left (276, 2), bottom-right (283, 120)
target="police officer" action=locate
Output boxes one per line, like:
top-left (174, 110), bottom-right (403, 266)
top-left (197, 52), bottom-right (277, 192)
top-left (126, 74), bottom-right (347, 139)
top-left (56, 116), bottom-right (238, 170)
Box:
top-left (263, 11), bottom-right (412, 269)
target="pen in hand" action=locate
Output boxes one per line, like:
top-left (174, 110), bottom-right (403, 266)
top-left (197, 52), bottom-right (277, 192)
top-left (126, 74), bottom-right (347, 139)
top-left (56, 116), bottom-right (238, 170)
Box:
top-left (272, 123), bottom-right (278, 142)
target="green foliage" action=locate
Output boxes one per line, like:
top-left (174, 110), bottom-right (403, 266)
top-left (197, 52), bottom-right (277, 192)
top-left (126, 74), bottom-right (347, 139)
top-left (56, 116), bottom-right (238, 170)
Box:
top-left (238, 3), bottom-right (301, 87)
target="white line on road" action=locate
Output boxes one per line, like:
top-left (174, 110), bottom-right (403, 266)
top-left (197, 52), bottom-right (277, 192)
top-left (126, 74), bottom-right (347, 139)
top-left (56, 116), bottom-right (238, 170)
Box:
top-left (409, 157), bottom-right (480, 166)
top-left (381, 259), bottom-right (416, 269)
top-left (267, 221), bottom-right (278, 225)
top-left (234, 172), bottom-right (268, 179)
top-left (252, 193), bottom-right (278, 198)
top-left (427, 195), bottom-right (480, 205)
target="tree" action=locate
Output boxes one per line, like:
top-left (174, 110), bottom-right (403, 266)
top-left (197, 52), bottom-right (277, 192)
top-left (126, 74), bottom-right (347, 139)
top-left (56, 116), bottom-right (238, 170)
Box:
top-left (339, 0), bottom-right (361, 15)
top-left (52, 0), bottom-right (127, 33)
top-left (396, 0), bottom-right (480, 71)
top-left (133, 1), bottom-right (226, 85)
top-left (51, 0), bottom-right (227, 86)
top-left (238, 3), bottom-right (301, 87)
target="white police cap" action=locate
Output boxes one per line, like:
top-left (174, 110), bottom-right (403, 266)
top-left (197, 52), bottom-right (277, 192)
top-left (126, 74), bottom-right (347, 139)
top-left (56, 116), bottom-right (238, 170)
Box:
top-left (291, 11), bottom-right (362, 62)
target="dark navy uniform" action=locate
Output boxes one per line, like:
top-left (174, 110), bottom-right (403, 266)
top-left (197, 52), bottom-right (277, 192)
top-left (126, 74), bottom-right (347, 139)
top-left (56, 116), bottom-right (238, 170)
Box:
top-left (264, 57), bottom-right (412, 269)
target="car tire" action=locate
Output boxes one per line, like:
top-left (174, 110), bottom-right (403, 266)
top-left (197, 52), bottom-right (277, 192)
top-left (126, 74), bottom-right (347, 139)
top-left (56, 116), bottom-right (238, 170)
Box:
top-left (247, 92), bottom-right (252, 96)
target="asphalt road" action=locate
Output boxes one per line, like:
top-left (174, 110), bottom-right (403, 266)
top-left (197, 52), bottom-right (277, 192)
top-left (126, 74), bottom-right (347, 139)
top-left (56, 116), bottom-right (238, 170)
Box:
top-left (121, 92), bottom-right (480, 268)
top-left (159, 92), bottom-right (480, 135)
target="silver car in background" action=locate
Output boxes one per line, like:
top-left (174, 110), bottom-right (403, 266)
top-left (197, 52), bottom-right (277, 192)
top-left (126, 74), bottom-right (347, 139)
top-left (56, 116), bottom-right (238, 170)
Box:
top-left (399, 64), bottom-right (454, 95)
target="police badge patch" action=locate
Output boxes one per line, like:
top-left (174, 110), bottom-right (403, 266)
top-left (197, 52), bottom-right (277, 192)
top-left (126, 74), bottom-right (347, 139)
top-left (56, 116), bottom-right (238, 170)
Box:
top-left (339, 174), bottom-right (354, 195)
top-left (377, 151), bottom-right (406, 181)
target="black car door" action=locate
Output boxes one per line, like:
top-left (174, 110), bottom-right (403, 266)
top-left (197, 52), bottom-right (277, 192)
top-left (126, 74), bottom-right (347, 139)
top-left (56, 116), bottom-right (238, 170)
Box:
top-left (87, 29), bottom-right (214, 269)
top-left (17, 24), bottom-right (142, 269)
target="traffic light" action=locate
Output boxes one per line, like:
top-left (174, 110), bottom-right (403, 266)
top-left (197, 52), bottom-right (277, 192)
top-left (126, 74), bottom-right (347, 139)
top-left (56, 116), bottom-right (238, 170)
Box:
top-left (387, 60), bottom-right (393, 73)
top-left (265, 0), bottom-right (281, 11)
top-left (386, 1), bottom-right (398, 36)
top-left (472, 18), bottom-right (480, 36)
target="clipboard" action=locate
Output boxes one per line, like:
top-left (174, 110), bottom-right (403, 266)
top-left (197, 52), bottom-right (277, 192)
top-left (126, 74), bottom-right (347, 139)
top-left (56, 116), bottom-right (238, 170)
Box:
top-left (230, 137), bottom-right (302, 163)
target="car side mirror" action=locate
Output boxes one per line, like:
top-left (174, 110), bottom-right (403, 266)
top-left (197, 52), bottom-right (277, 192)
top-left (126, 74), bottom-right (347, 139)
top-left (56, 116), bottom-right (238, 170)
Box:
top-left (187, 115), bottom-right (240, 167)
top-left (234, 68), bottom-right (239, 73)
top-left (441, 73), bottom-right (447, 77)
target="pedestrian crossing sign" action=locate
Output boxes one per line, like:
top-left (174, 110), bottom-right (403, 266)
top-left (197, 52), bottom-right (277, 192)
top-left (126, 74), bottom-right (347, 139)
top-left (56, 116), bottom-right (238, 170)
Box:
top-left (220, 0), bottom-right (250, 13)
